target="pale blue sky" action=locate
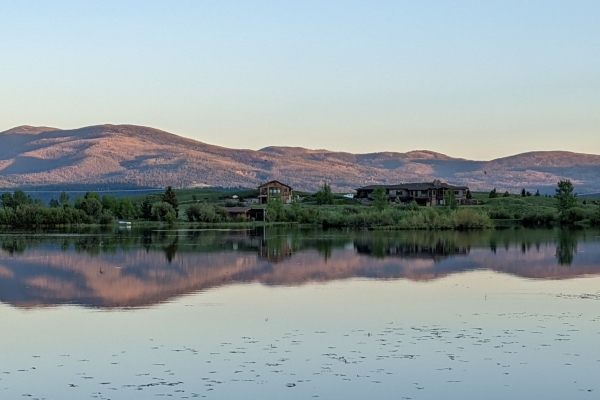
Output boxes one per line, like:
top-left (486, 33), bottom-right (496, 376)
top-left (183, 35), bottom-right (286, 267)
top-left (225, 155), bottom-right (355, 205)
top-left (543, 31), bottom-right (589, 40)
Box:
top-left (1, 1), bottom-right (598, 159)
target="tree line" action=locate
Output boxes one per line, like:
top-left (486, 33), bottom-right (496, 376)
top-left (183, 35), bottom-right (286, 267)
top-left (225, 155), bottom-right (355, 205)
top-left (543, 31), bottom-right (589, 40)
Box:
top-left (0, 187), bottom-right (181, 227)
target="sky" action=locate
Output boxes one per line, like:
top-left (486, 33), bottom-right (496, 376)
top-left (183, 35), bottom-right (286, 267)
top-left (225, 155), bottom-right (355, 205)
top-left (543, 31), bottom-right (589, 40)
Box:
top-left (1, 1), bottom-right (599, 160)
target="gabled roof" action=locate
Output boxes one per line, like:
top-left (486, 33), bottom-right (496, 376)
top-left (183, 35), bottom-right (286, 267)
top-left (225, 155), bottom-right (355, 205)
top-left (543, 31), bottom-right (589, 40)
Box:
top-left (258, 180), bottom-right (293, 190)
top-left (224, 207), bottom-right (252, 213)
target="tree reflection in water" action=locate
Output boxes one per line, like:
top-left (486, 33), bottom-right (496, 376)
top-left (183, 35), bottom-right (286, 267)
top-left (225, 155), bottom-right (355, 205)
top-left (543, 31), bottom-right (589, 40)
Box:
top-left (1, 227), bottom-right (600, 309)
top-left (556, 229), bottom-right (578, 266)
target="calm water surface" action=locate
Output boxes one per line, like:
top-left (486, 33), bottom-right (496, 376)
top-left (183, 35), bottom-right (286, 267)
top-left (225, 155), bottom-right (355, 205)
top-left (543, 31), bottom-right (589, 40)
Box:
top-left (1, 227), bottom-right (599, 399)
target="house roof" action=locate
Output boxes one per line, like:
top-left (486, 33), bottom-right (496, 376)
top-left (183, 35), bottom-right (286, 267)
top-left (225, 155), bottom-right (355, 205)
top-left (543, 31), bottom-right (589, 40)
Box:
top-left (224, 207), bottom-right (252, 213)
top-left (258, 180), bottom-right (293, 190)
top-left (356, 182), bottom-right (469, 191)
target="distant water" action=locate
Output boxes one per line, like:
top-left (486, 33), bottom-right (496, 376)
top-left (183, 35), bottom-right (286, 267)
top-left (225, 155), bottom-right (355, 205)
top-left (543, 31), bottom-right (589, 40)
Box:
top-left (1, 227), bottom-right (599, 399)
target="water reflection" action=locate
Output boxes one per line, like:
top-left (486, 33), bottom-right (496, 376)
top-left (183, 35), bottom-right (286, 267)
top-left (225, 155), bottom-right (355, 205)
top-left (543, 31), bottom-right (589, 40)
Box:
top-left (0, 227), bottom-right (599, 308)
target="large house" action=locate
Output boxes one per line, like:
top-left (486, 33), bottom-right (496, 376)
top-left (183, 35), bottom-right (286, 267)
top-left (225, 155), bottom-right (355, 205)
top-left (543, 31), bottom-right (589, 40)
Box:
top-left (356, 180), bottom-right (469, 206)
top-left (258, 180), bottom-right (293, 204)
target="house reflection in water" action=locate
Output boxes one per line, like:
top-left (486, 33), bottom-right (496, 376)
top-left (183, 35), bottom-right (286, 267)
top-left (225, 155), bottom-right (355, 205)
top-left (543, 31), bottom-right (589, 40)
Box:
top-left (258, 236), bottom-right (294, 263)
top-left (259, 241), bottom-right (294, 263)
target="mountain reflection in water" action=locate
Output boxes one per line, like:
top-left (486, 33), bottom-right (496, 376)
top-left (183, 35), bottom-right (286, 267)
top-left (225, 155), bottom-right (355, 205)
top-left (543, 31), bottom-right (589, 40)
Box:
top-left (0, 227), bottom-right (599, 309)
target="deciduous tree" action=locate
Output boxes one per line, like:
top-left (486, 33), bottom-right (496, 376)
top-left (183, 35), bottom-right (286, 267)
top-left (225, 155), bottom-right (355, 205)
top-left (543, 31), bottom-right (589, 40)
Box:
top-left (315, 182), bottom-right (334, 205)
top-left (372, 187), bottom-right (388, 211)
top-left (555, 180), bottom-right (577, 214)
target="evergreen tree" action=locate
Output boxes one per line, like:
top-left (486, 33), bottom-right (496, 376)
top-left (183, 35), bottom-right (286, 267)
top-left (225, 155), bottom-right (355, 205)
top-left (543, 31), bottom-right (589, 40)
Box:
top-left (489, 188), bottom-right (498, 198)
top-left (141, 197), bottom-right (154, 220)
top-left (162, 186), bottom-right (179, 217)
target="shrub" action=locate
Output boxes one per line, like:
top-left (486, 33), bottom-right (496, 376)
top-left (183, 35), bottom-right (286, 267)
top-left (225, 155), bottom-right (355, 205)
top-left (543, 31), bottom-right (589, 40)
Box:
top-left (559, 207), bottom-right (586, 225)
top-left (521, 211), bottom-right (556, 227)
top-left (151, 202), bottom-right (176, 221)
top-left (98, 212), bottom-right (115, 225)
top-left (164, 211), bottom-right (177, 224)
top-left (453, 209), bottom-right (493, 229)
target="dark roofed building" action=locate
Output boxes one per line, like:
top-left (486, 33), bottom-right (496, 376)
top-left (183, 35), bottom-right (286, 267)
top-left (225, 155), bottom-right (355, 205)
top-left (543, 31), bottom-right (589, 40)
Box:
top-left (356, 180), bottom-right (469, 206)
top-left (224, 207), bottom-right (267, 221)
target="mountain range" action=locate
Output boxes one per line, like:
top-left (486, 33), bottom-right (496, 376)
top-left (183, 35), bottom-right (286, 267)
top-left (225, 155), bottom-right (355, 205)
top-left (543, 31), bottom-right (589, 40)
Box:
top-left (1, 124), bottom-right (600, 193)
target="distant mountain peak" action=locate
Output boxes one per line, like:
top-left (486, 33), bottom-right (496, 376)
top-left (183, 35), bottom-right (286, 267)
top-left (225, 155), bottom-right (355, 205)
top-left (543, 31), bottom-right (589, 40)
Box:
top-left (1, 125), bottom-right (60, 135)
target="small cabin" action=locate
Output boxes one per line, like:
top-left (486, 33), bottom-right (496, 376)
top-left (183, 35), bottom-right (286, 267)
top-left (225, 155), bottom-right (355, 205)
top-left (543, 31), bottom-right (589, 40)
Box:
top-left (224, 207), bottom-right (267, 221)
top-left (258, 180), bottom-right (293, 204)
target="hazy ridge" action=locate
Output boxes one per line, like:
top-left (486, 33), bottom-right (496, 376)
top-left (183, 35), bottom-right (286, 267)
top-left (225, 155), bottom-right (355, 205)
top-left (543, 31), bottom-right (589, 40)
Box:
top-left (1, 124), bottom-right (600, 193)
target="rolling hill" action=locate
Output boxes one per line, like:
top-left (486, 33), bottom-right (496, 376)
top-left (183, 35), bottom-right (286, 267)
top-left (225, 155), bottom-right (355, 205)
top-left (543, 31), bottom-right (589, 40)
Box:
top-left (1, 124), bottom-right (600, 193)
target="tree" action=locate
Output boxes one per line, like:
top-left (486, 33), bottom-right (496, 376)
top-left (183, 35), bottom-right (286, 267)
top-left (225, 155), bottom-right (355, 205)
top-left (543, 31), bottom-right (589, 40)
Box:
top-left (372, 187), bottom-right (388, 212)
top-left (465, 189), bottom-right (472, 200)
top-left (163, 186), bottom-right (179, 217)
top-left (592, 202), bottom-right (600, 226)
top-left (59, 191), bottom-right (70, 207)
top-left (118, 198), bottom-right (135, 219)
top-left (489, 188), bottom-right (498, 198)
top-left (75, 197), bottom-right (103, 219)
top-left (444, 189), bottom-right (458, 210)
top-left (315, 182), bottom-right (334, 205)
top-left (13, 190), bottom-right (29, 206)
top-left (289, 195), bottom-right (302, 218)
top-left (151, 202), bottom-right (176, 221)
top-left (555, 180), bottom-right (577, 214)
top-left (267, 197), bottom-right (285, 221)
top-left (84, 191), bottom-right (101, 201)
top-left (1, 192), bottom-right (15, 209)
top-left (102, 195), bottom-right (119, 215)
top-left (408, 200), bottom-right (419, 211)
top-left (526, 191), bottom-right (531, 197)
top-left (534, 189), bottom-right (540, 197)
top-left (49, 199), bottom-right (60, 208)
top-left (141, 196), bottom-right (154, 220)
top-left (521, 188), bottom-right (526, 197)
top-left (503, 191), bottom-right (510, 197)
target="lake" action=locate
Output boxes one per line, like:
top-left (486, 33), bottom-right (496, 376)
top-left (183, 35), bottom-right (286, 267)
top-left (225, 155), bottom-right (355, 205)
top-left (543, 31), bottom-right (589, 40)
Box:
top-left (1, 227), bottom-right (599, 399)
